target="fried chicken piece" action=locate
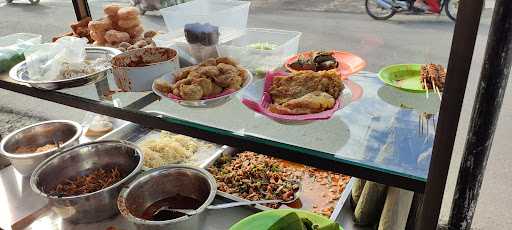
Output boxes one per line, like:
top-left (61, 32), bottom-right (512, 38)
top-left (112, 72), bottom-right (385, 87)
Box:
top-left (179, 84), bottom-right (203, 100)
top-left (227, 74), bottom-right (243, 90)
top-left (192, 77), bottom-right (213, 96)
top-left (217, 63), bottom-right (239, 74)
top-left (199, 58), bottom-right (218, 67)
top-left (154, 78), bottom-right (172, 95)
top-left (269, 70), bottom-right (343, 105)
top-left (174, 66), bottom-right (196, 82)
top-left (269, 91), bottom-right (335, 115)
top-left (210, 84), bottom-right (223, 96)
top-left (212, 72), bottom-right (238, 88)
top-left (216, 57), bottom-right (238, 66)
top-left (197, 66), bottom-right (220, 79)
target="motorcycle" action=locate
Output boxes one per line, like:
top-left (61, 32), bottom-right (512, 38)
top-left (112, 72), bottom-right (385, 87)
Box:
top-left (130, 0), bottom-right (189, 15)
top-left (5, 0), bottom-right (39, 4)
top-left (365, 0), bottom-right (459, 21)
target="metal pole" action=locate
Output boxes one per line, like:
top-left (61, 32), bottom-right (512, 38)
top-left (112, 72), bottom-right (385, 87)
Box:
top-left (417, 0), bottom-right (484, 229)
top-left (448, 0), bottom-right (512, 228)
top-left (72, 0), bottom-right (91, 21)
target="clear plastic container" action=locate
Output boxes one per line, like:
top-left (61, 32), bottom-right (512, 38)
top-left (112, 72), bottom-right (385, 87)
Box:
top-left (160, 0), bottom-right (250, 44)
top-left (0, 33), bottom-right (42, 72)
top-left (217, 28), bottom-right (302, 75)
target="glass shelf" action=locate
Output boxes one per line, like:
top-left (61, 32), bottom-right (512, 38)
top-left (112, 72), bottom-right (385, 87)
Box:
top-left (0, 69), bottom-right (440, 191)
top-left (142, 73), bottom-right (440, 181)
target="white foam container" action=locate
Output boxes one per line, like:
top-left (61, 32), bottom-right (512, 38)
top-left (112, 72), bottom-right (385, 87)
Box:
top-left (217, 28), bottom-right (302, 75)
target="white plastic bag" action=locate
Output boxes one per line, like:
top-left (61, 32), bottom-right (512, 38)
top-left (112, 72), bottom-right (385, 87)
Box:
top-left (24, 36), bottom-right (88, 81)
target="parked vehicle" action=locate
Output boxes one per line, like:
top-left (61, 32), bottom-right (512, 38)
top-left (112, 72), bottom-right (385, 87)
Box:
top-left (130, 0), bottom-right (189, 14)
top-left (365, 0), bottom-right (459, 21)
top-left (6, 0), bottom-right (39, 4)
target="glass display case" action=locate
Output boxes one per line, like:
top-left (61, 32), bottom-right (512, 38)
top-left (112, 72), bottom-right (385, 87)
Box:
top-left (0, 0), bottom-right (505, 229)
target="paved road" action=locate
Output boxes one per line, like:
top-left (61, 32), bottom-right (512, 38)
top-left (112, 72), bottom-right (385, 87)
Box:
top-left (0, 0), bottom-right (510, 229)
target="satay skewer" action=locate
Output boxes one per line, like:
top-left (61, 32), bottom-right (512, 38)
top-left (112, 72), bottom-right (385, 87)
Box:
top-left (430, 75), bottom-right (442, 100)
top-left (423, 79), bottom-right (429, 99)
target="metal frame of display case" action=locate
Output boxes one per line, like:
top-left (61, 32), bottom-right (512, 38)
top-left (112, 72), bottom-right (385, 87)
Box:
top-left (0, 0), bottom-right (509, 229)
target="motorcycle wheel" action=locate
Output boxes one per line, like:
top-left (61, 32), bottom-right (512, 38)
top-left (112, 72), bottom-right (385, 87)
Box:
top-left (365, 0), bottom-right (396, 20)
top-left (6, 0), bottom-right (14, 3)
top-left (445, 0), bottom-right (458, 21)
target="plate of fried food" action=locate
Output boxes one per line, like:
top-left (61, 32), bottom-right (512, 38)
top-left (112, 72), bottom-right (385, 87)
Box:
top-left (285, 50), bottom-right (366, 78)
top-left (241, 70), bottom-right (363, 122)
top-left (153, 57), bottom-right (253, 107)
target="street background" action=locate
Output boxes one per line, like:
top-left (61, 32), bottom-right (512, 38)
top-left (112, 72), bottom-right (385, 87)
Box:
top-left (0, 0), bottom-right (510, 229)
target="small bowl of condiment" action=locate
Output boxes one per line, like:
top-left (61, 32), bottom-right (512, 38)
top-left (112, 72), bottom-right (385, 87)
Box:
top-left (112, 47), bottom-right (179, 92)
top-left (30, 140), bottom-right (143, 224)
top-left (118, 165), bottom-right (216, 230)
top-left (0, 120), bottom-right (82, 175)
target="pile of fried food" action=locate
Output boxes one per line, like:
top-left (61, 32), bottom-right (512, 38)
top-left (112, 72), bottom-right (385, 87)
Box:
top-left (154, 57), bottom-right (247, 100)
top-left (289, 51), bottom-right (338, 72)
top-left (268, 70), bottom-right (344, 115)
top-left (49, 167), bottom-right (122, 197)
top-left (54, 4), bottom-right (157, 51)
top-left (420, 64), bottom-right (446, 92)
top-left (208, 151), bottom-right (300, 208)
top-left (53, 17), bottom-right (94, 42)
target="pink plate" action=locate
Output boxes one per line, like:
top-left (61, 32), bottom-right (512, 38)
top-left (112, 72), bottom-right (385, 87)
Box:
top-left (242, 71), bottom-right (363, 122)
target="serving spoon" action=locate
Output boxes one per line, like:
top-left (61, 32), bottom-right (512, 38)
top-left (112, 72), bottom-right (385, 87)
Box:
top-left (156, 181), bottom-right (303, 216)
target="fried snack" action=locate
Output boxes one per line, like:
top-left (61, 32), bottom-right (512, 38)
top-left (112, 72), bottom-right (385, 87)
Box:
top-left (104, 30), bottom-right (130, 44)
top-left (118, 18), bottom-right (140, 29)
top-left (71, 17), bottom-right (91, 37)
top-left (179, 84), bottom-right (203, 100)
top-left (170, 57), bottom-right (245, 100)
top-left (269, 91), bottom-right (336, 115)
top-left (154, 79), bottom-right (172, 95)
top-left (144, 30), bottom-right (157, 38)
top-left (104, 4), bottom-right (122, 16)
top-left (117, 7), bottom-right (140, 19)
top-left (127, 25), bottom-right (144, 38)
top-left (268, 70), bottom-right (343, 114)
top-left (270, 70), bottom-right (343, 105)
top-left (90, 31), bottom-right (106, 43)
top-left (89, 20), bottom-right (112, 33)
top-left (105, 15), bottom-right (120, 30)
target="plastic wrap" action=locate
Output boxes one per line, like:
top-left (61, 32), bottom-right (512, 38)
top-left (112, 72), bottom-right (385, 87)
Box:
top-left (24, 36), bottom-right (87, 81)
top-left (0, 33), bottom-right (41, 72)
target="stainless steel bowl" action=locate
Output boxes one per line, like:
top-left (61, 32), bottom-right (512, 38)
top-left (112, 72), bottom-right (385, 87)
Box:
top-left (118, 165), bottom-right (217, 230)
top-left (9, 47), bottom-right (121, 90)
top-left (0, 120), bottom-right (82, 175)
top-left (30, 140), bottom-right (144, 224)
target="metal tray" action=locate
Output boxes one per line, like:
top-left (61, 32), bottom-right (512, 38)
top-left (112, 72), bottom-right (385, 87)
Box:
top-left (9, 47), bottom-right (121, 90)
top-left (98, 111), bottom-right (227, 169)
top-left (205, 147), bottom-right (353, 221)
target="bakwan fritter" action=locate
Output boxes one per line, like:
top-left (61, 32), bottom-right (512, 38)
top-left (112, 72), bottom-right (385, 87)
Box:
top-left (268, 70), bottom-right (344, 115)
top-left (155, 57), bottom-right (246, 100)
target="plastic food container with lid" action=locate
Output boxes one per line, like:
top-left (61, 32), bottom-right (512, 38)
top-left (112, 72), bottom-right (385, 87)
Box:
top-left (217, 28), bottom-right (302, 76)
top-left (160, 0), bottom-right (250, 44)
top-left (0, 33), bottom-right (42, 72)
